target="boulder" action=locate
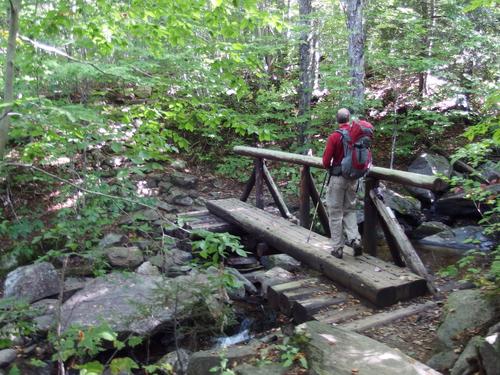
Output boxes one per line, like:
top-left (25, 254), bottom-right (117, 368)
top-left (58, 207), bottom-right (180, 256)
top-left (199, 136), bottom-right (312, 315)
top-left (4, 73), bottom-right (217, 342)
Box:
top-left (379, 186), bottom-right (424, 225)
top-left (427, 350), bottom-right (459, 373)
top-left (254, 267), bottom-right (295, 297)
top-left (0, 349), bottom-right (16, 368)
top-left (4, 262), bottom-right (60, 303)
top-left (450, 336), bottom-right (484, 375)
top-left (411, 221), bottom-right (451, 240)
top-left (136, 261), bottom-right (161, 276)
top-left (105, 246), bottom-right (144, 268)
top-left (224, 268), bottom-right (258, 295)
top-left (157, 348), bottom-right (191, 374)
top-left (59, 272), bottom-right (223, 336)
top-left (299, 321), bottom-right (440, 375)
top-left (170, 159), bottom-right (187, 171)
top-left (171, 172), bottom-right (198, 189)
top-left (416, 226), bottom-right (495, 256)
top-left (98, 233), bottom-right (123, 248)
top-left (172, 195), bottom-right (194, 207)
top-left (406, 153), bottom-right (452, 204)
top-left (437, 289), bottom-right (499, 350)
top-left (260, 254), bottom-right (301, 272)
top-left (435, 184), bottom-right (500, 217)
top-left (187, 341), bottom-right (260, 375)
top-left (235, 364), bottom-right (287, 375)
top-left (150, 249), bottom-right (192, 272)
top-left (478, 160), bottom-right (500, 182)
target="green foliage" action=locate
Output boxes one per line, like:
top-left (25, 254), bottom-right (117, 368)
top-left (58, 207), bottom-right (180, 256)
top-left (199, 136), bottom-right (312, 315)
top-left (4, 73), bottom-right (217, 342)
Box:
top-left (276, 331), bottom-right (310, 369)
top-left (209, 351), bottom-right (236, 375)
top-left (0, 298), bottom-right (38, 349)
top-left (192, 231), bottom-right (248, 266)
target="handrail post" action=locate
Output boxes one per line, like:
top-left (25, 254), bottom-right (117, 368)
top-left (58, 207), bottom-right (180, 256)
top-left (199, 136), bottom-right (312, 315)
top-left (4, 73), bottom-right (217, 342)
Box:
top-left (299, 166), bottom-right (311, 228)
top-left (255, 158), bottom-right (264, 209)
top-left (363, 177), bottom-right (379, 256)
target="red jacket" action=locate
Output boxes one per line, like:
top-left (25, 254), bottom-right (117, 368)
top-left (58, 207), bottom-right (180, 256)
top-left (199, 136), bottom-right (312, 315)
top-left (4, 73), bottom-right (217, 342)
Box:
top-left (322, 123), bottom-right (350, 169)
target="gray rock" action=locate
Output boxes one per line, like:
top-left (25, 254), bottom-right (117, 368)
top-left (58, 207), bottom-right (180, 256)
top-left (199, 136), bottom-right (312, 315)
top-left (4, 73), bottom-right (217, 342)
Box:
top-left (255, 267), bottom-right (295, 297)
top-left (171, 172), bottom-right (198, 189)
top-left (235, 364), bottom-right (287, 375)
top-left (136, 261), bottom-right (160, 276)
top-left (165, 265), bottom-right (193, 278)
top-left (162, 249), bottom-right (193, 270)
top-left (380, 186), bottom-right (423, 225)
top-left (427, 350), bottom-right (459, 373)
top-left (187, 341), bottom-right (260, 375)
top-left (158, 181), bottom-right (173, 194)
top-left (437, 289), bottom-right (499, 349)
top-left (260, 254), bottom-right (301, 272)
top-left (436, 184), bottom-right (500, 217)
top-left (170, 159), bottom-right (187, 171)
top-left (406, 153), bottom-right (451, 203)
top-left (155, 200), bottom-right (178, 213)
top-left (157, 348), bottom-right (191, 374)
top-left (63, 277), bottom-right (90, 301)
top-left (106, 246), bottom-right (144, 268)
top-left (60, 272), bottom-right (223, 336)
top-left (411, 221), bottom-right (451, 240)
top-left (417, 226), bottom-right (495, 255)
top-left (98, 233), bottom-right (123, 248)
top-left (478, 160), bottom-right (500, 182)
top-left (299, 321), bottom-right (440, 375)
top-left (174, 196), bottom-right (194, 206)
top-left (4, 262), bottom-right (60, 303)
top-left (482, 328), bottom-right (500, 375)
top-left (31, 299), bottom-right (58, 316)
top-left (224, 268), bottom-right (258, 295)
top-left (0, 349), bottom-right (16, 368)
top-left (449, 336), bottom-right (483, 375)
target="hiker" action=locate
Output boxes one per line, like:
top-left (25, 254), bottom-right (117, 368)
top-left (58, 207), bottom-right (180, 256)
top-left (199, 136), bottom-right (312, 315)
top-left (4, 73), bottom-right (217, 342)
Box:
top-left (322, 108), bottom-right (372, 259)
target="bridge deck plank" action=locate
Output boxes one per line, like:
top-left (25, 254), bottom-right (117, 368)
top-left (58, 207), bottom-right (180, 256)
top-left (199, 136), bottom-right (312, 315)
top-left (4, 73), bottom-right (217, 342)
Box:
top-left (206, 198), bottom-right (427, 306)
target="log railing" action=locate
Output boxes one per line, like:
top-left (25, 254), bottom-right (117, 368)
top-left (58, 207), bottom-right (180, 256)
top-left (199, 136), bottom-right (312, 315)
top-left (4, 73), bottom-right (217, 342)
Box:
top-left (234, 145), bottom-right (447, 294)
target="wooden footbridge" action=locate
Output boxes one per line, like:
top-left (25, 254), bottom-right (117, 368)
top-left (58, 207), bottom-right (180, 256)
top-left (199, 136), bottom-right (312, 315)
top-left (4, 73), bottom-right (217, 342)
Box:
top-left (183, 146), bottom-right (448, 310)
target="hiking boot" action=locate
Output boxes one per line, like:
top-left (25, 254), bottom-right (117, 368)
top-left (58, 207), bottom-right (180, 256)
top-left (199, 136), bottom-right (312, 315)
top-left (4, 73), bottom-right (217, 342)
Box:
top-left (331, 247), bottom-right (343, 259)
top-left (350, 239), bottom-right (363, 256)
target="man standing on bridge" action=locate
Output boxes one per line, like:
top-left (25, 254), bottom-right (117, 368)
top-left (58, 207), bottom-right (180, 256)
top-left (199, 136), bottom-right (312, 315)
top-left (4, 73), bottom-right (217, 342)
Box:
top-left (322, 108), bottom-right (363, 259)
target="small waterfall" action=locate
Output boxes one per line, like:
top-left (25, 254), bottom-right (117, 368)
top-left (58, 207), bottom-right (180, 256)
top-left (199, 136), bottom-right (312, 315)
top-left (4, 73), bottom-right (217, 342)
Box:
top-left (216, 318), bottom-right (253, 348)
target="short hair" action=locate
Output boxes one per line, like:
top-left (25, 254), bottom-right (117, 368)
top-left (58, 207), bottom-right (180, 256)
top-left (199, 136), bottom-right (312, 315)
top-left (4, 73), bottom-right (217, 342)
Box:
top-left (337, 108), bottom-right (350, 124)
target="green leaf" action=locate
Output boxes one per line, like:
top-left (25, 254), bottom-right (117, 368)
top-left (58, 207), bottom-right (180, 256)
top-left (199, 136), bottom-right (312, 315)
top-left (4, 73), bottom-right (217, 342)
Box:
top-left (77, 361), bottom-right (105, 375)
top-left (110, 357), bottom-right (139, 375)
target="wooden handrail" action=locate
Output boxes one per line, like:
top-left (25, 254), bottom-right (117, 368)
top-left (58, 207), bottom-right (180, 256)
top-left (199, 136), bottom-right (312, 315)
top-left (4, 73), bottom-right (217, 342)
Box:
top-left (233, 146), bottom-right (448, 192)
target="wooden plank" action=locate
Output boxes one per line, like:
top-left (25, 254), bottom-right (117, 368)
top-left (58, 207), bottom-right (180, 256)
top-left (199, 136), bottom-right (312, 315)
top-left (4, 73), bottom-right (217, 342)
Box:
top-left (340, 301), bottom-right (437, 332)
top-left (233, 146), bottom-right (448, 191)
top-left (370, 190), bottom-right (437, 295)
top-left (363, 178), bottom-right (378, 256)
top-left (262, 163), bottom-right (292, 219)
top-left (267, 279), bottom-right (319, 310)
top-left (293, 294), bottom-right (347, 323)
top-left (178, 210), bottom-right (236, 233)
top-left (206, 198), bottom-right (428, 307)
top-left (313, 305), bottom-right (370, 325)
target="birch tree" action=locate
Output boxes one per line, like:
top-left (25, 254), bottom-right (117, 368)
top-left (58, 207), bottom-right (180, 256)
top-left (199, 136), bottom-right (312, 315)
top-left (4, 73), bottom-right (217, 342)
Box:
top-left (297, 0), bottom-right (314, 148)
top-left (0, 0), bottom-right (21, 158)
top-left (342, 0), bottom-right (365, 113)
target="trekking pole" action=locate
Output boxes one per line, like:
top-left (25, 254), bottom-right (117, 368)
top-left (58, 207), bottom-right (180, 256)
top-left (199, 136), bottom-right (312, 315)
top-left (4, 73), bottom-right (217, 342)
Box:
top-left (306, 170), bottom-right (329, 243)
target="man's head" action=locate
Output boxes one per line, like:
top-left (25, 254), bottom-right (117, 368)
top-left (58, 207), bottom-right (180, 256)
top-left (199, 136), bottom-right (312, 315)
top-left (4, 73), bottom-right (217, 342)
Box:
top-left (336, 108), bottom-right (350, 124)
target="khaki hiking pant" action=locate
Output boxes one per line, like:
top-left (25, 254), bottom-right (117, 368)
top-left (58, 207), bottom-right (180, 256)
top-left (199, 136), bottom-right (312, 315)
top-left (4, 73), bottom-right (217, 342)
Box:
top-left (325, 175), bottom-right (361, 249)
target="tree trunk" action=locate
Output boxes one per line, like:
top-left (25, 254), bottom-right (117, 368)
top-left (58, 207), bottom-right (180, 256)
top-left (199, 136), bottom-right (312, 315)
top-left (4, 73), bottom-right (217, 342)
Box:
top-left (297, 0), bottom-right (314, 148)
top-left (0, 0), bottom-right (22, 158)
top-left (343, 0), bottom-right (365, 113)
